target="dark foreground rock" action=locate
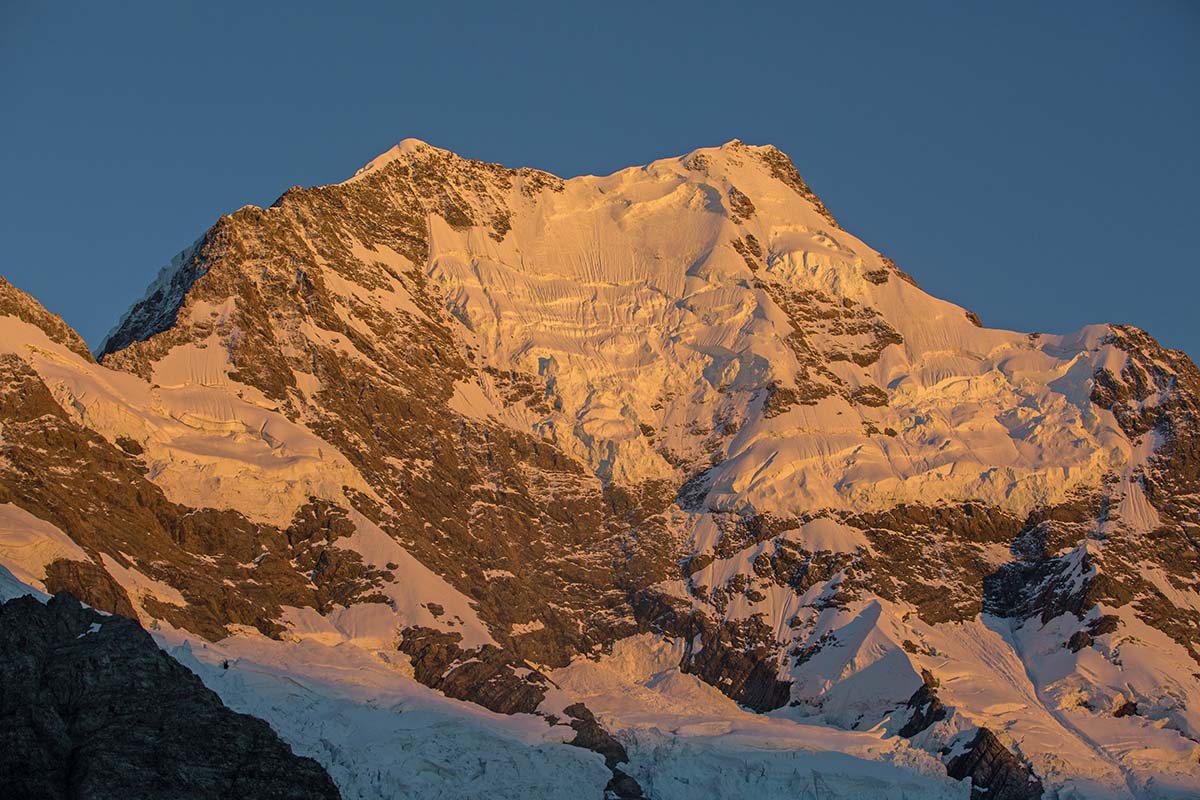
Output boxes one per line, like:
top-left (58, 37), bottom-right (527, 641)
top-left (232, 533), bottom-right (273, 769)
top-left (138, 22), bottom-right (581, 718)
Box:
top-left (0, 592), bottom-right (340, 800)
top-left (946, 727), bottom-right (1044, 800)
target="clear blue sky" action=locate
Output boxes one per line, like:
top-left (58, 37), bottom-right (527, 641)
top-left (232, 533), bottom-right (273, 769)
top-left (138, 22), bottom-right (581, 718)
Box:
top-left (3, 1), bottom-right (1197, 355)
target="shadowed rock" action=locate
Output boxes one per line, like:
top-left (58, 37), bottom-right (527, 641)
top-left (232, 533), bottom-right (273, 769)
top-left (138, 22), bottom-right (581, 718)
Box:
top-left (0, 592), bottom-right (340, 800)
top-left (946, 727), bottom-right (1043, 800)
top-left (898, 668), bottom-right (947, 738)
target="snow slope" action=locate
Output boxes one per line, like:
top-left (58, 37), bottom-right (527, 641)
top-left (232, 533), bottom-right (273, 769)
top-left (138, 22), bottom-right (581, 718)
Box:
top-left (406, 140), bottom-right (1128, 514)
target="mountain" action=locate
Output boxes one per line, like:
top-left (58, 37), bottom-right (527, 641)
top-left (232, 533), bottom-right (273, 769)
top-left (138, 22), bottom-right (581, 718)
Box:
top-left (1, 139), bottom-right (1198, 799)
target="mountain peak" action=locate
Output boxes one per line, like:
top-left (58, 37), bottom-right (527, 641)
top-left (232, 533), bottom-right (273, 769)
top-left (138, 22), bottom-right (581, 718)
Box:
top-left (347, 137), bottom-right (455, 181)
top-left (4, 138), bottom-right (1200, 799)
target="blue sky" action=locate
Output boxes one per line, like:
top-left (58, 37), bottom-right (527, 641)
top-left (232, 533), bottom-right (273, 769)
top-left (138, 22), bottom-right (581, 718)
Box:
top-left (2, 1), bottom-right (1197, 354)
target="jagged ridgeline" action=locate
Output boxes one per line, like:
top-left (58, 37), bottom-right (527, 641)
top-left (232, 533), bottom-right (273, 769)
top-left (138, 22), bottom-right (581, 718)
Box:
top-left (0, 139), bottom-right (1197, 799)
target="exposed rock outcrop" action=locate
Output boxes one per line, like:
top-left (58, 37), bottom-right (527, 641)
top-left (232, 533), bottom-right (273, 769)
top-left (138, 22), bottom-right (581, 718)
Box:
top-left (397, 626), bottom-right (550, 715)
top-left (633, 590), bottom-right (792, 711)
top-left (898, 669), bottom-right (947, 738)
top-left (563, 703), bottom-right (645, 799)
top-left (945, 728), bottom-right (1044, 800)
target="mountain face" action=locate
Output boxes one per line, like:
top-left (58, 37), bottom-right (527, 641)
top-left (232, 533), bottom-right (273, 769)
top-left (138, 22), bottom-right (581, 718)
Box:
top-left (1, 140), bottom-right (1198, 799)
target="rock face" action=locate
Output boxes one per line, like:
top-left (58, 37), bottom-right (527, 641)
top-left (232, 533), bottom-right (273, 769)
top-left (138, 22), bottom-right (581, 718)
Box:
top-left (0, 592), bottom-right (340, 800)
top-left (946, 728), bottom-right (1044, 800)
top-left (1, 138), bottom-right (1199, 797)
top-left (898, 669), bottom-right (947, 738)
top-left (563, 704), bottom-right (644, 799)
top-left (397, 626), bottom-right (552, 715)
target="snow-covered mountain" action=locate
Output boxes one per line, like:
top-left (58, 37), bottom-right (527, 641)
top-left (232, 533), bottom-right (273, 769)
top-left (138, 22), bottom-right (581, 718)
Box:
top-left (2, 139), bottom-right (1198, 799)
